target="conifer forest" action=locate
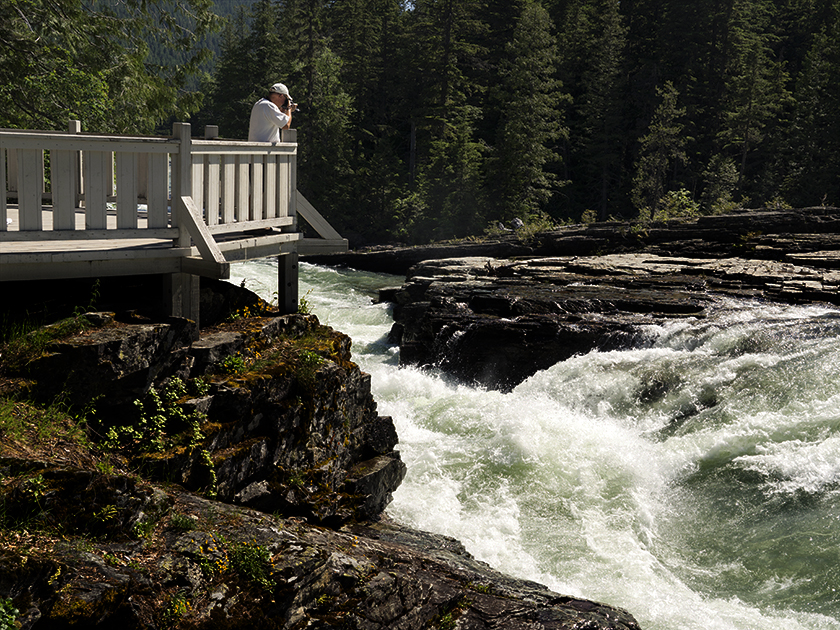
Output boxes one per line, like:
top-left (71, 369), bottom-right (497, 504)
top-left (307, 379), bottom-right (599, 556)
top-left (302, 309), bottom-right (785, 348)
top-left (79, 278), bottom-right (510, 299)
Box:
top-left (3, 0), bottom-right (840, 243)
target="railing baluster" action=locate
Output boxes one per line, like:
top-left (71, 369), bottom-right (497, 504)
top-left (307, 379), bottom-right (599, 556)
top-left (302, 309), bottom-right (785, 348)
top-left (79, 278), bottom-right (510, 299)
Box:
top-left (265, 153), bottom-right (277, 219)
top-left (252, 155), bottom-right (264, 221)
top-left (147, 153), bottom-right (169, 228)
top-left (116, 151), bottom-right (138, 229)
top-left (278, 154), bottom-right (289, 219)
top-left (221, 155), bottom-right (235, 225)
top-left (192, 156), bottom-right (205, 221)
top-left (51, 149), bottom-right (76, 230)
top-left (18, 149), bottom-right (43, 231)
top-left (205, 153), bottom-right (220, 226)
top-left (84, 150), bottom-right (109, 229)
top-left (235, 156), bottom-right (249, 222)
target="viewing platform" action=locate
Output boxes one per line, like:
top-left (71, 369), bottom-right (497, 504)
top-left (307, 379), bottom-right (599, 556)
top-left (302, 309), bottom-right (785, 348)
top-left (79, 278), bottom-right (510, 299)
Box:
top-left (0, 121), bottom-right (347, 322)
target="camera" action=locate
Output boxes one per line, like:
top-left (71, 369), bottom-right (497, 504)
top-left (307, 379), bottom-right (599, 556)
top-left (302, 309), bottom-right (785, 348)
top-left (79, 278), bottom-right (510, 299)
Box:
top-left (282, 99), bottom-right (301, 113)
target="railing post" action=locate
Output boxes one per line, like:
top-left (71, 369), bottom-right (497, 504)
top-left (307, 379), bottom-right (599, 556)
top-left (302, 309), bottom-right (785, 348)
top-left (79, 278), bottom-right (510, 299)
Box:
top-left (69, 120), bottom-right (83, 207)
top-left (167, 122), bottom-right (200, 323)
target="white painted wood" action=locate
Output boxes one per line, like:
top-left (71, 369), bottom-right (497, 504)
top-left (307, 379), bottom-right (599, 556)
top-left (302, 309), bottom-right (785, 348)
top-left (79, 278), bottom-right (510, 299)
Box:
top-left (0, 255), bottom-right (186, 282)
top-left (204, 153), bottom-right (220, 226)
top-left (205, 216), bottom-right (293, 234)
top-left (284, 129), bottom-right (298, 223)
top-left (296, 191), bottom-right (343, 239)
top-left (147, 153), bottom-right (169, 228)
top-left (221, 156), bottom-right (235, 224)
top-left (235, 157), bottom-right (250, 222)
top-left (0, 123), bottom-right (350, 290)
top-left (0, 133), bottom-right (178, 154)
top-left (192, 157), bottom-right (205, 221)
top-left (252, 156), bottom-right (264, 221)
top-left (277, 155), bottom-right (289, 218)
top-left (7, 146), bottom-right (18, 193)
top-left (51, 149), bottom-right (76, 230)
top-left (181, 256), bottom-right (229, 278)
top-left (178, 195), bottom-right (226, 265)
top-left (84, 150), bottom-right (109, 229)
top-left (0, 228), bottom-right (178, 241)
top-left (265, 154), bottom-right (277, 219)
top-left (19, 149), bottom-right (43, 231)
top-left (116, 152), bottom-right (138, 229)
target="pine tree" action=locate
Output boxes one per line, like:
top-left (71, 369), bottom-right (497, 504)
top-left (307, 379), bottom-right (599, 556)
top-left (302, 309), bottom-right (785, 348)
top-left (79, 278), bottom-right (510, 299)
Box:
top-left (781, 3), bottom-right (840, 206)
top-left (491, 0), bottom-right (569, 223)
top-left (717, 0), bottom-right (790, 198)
top-left (631, 81), bottom-right (688, 219)
top-left (558, 0), bottom-right (629, 220)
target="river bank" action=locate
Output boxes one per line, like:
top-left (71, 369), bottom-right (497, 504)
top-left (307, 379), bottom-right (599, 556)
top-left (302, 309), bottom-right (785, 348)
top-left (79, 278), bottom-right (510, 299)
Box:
top-left (0, 276), bottom-right (641, 629)
top-left (304, 207), bottom-right (840, 390)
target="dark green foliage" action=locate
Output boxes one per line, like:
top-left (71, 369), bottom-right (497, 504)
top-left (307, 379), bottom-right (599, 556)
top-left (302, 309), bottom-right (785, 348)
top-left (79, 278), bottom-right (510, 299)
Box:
top-left (14, 0), bottom-right (840, 239)
top-left (0, 0), bottom-right (221, 133)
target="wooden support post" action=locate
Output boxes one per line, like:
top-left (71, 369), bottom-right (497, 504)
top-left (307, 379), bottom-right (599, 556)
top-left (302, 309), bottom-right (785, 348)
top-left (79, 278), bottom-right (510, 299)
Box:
top-left (166, 122), bottom-right (201, 325)
top-left (163, 273), bottom-right (200, 323)
top-left (278, 252), bottom-right (299, 314)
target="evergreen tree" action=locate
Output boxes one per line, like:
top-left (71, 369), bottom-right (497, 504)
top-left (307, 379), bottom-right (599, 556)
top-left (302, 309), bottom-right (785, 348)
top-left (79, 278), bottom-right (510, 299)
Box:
top-left (559, 0), bottom-right (629, 220)
top-left (491, 1), bottom-right (569, 223)
top-left (631, 81), bottom-right (688, 218)
top-left (717, 0), bottom-right (790, 200)
top-left (781, 4), bottom-right (840, 206)
top-left (405, 0), bottom-right (490, 239)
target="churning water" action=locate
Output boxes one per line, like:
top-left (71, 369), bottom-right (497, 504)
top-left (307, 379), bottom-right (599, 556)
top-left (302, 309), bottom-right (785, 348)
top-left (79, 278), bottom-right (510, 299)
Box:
top-left (233, 259), bottom-right (840, 630)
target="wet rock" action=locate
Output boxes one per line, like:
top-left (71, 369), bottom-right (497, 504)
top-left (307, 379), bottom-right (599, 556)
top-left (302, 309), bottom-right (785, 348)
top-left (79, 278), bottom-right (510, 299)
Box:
top-left (385, 253), bottom-right (840, 390)
top-left (0, 478), bottom-right (642, 630)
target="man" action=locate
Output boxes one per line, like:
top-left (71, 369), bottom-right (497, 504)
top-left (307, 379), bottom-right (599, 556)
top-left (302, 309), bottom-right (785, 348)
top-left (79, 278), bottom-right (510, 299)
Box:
top-left (248, 83), bottom-right (296, 143)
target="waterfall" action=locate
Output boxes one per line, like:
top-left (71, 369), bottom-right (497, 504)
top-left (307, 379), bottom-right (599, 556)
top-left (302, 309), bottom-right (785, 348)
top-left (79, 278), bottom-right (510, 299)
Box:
top-left (232, 259), bottom-right (840, 630)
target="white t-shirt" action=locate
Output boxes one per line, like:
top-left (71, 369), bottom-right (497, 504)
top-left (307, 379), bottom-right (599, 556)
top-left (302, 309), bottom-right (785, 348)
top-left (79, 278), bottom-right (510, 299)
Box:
top-left (248, 98), bottom-right (290, 143)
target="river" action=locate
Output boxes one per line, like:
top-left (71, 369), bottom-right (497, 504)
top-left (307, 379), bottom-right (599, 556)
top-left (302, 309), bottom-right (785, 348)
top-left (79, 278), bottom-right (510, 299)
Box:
top-left (232, 259), bottom-right (840, 630)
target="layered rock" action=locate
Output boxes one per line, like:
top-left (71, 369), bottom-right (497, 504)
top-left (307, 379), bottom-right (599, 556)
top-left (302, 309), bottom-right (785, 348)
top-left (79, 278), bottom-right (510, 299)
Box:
top-left (384, 253), bottom-right (840, 390)
top-left (303, 206), bottom-right (840, 275)
top-left (12, 311), bottom-right (405, 527)
top-left (0, 297), bottom-right (641, 629)
top-left (0, 468), bottom-right (641, 630)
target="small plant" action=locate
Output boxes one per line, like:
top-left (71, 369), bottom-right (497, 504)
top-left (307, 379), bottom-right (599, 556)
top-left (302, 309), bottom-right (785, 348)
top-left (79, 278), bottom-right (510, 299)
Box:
top-left (295, 350), bottom-right (323, 389)
top-left (192, 377), bottom-right (210, 397)
top-left (131, 517), bottom-right (155, 540)
top-left (297, 289), bottom-right (314, 315)
top-left (0, 598), bottom-right (19, 630)
top-left (104, 378), bottom-right (205, 454)
top-left (652, 188), bottom-right (699, 221)
top-left (93, 504), bottom-right (118, 524)
top-left (217, 354), bottom-right (247, 375)
top-left (197, 532), bottom-right (229, 576)
top-left (170, 512), bottom-right (197, 531)
top-left (159, 591), bottom-right (191, 628)
top-left (230, 540), bottom-right (274, 591)
top-left (580, 208), bottom-right (598, 224)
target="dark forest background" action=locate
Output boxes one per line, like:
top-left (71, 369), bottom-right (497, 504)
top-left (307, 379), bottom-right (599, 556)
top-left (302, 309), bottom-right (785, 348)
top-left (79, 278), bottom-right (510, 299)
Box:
top-left (4, 0), bottom-right (840, 244)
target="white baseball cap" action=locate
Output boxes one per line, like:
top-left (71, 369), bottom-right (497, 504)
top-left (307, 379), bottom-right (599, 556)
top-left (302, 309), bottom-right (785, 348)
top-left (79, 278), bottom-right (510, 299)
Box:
top-left (269, 83), bottom-right (291, 99)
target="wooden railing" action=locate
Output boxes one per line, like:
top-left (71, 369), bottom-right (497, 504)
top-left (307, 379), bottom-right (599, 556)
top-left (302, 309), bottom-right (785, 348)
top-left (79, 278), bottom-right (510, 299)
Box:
top-left (0, 121), bottom-right (315, 276)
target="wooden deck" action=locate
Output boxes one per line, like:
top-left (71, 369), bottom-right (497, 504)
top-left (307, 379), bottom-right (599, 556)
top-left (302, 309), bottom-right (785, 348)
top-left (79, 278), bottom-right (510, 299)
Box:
top-left (1, 122), bottom-right (346, 317)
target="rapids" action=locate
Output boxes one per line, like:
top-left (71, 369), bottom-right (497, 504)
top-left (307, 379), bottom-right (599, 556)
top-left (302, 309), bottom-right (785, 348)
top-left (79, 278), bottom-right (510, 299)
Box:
top-left (232, 259), bottom-right (840, 630)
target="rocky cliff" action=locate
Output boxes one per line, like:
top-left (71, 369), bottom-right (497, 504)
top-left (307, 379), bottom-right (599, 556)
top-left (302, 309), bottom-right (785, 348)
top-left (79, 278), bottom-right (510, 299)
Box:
top-left (0, 285), bottom-right (642, 629)
top-left (303, 208), bottom-right (840, 391)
